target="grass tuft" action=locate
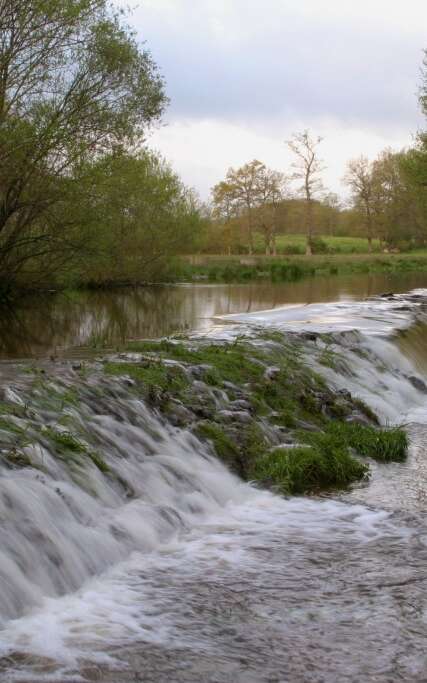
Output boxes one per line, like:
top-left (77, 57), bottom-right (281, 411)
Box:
top-left (252, 444), bottom-right (368, 494)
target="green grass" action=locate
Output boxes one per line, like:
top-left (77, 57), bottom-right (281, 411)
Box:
top-left (299, 421), bottom-right (408, 463)
top-left (195, 423), bottom-right (240, 466)
top-left (122, 341), bottom-right (265, 386)
top-left (43, 427), bottom-right (110, 472)
top-left (325, 422), bottom-right (408, 462)
top-left (252, 444), bottom-right (368, 494)
top-left (104, 360), bottom-right (189, 393)
top-left (251, 419), bottom-right (407, 495)
top-left (180, 251), bottom-right (427, 283)
top-left (254, 234), bottom-right (382, 255)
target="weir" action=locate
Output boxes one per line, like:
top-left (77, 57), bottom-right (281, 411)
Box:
top-left (0, 291), bottom-right (426, 682)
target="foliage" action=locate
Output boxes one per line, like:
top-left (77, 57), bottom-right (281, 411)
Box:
top-left (0, 0), bottom-right (170, 291)
top-left (65, 150), bottom-right (202, 286)
top-left (212, 160), bottom-right (287, 255)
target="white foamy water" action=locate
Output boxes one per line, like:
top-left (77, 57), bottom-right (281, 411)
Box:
top-left (1, 291), bottom-right (427, 682)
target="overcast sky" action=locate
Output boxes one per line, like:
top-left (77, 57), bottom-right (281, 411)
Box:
top-left (124, 0), bottom-right (426, 201)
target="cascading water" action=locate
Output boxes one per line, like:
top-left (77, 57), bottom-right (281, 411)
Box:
top-left (0, 291), bottom-right (427, 682)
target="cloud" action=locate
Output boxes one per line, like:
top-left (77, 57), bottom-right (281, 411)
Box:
top-left (133, 0), bottom-right (425, 129)
top-left (119, 0), bottom-right (427, 198)
top-left (148, 117), bottom-right (414, 200)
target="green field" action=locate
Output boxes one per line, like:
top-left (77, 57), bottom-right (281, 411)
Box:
top-left (180, 250), bottom-right (427, 283)
top-left (253, 234), bottom-right (381, 255)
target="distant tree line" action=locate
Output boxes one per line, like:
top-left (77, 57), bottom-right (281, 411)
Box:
top-left (208, 53), bottom-right (427, 256)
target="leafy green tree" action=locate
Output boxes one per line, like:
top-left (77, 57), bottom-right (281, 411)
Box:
top-left (371, 149), bottom-right (426, 249)
top-left (0, 0), bottom-right (167, 289)
top-left (212, 160), bottom-right (286, 255)
top-left (67, 150), bottom-right (201, 285)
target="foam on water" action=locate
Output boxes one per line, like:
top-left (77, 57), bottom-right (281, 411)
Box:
top-left (0, 490), bottom-right (408, 680)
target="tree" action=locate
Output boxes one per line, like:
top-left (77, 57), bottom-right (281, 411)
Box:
top-left (286, 130), bottom-right (325, 255)
top-left (370, 149), bottom-right (426, 249)
top-left (212, 160), bottom-right (286, 255)
top-left (0, 0), bottom-right (167, 288)
top-left (62, 150), bottom-right (202, 286)
top-left (255, 166), bottom-right (287, 255)
top-left (343, 156), bottom-right (375, 251)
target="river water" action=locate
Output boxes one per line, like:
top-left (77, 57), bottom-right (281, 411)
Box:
top-left (3, 271), bottom-right (427, 359)
top-left (0, 277), bottom-right (427, 682)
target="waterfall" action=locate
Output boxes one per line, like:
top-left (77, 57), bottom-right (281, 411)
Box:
top-left (0, 290), bottom-right (426, 681)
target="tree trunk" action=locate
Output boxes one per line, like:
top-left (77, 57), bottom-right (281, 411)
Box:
top-left (305, 195), bottom-right (313, 256)
top-left (272, 233), bottom-right (277, 257)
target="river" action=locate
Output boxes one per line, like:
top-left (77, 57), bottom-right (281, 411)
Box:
top-left (2, 271), bottom-right (427, 359)
top-left (0, 276), bottom-right (426, 682)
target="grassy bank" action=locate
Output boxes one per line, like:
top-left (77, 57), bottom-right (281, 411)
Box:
top-left (178, 251), bottom-right (427, 283)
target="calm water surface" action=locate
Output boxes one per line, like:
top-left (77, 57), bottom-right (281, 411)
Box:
top-left (2, 271), bottom-right (427, 359)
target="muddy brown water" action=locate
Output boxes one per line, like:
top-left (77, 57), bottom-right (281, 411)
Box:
top-left (2, 271), bottom-right (427, 359)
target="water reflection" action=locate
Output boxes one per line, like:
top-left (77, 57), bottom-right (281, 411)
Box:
top-left (1, 271), bottom-right (427, 359)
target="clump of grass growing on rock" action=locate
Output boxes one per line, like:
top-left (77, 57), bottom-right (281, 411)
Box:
top-left (104, 361), bottom-right (189, 394)
top-left (123, 340), bottom-right (264, 386)
top-left (325, 422), bottom-right (408, 462)
top-left (195, 423), bottom-right (240, 466)
top-left (252, 444), bottom-right (368, 495)
top-left (195, 422), bottom-right (267, 478)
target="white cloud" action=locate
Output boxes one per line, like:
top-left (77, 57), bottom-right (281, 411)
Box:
top-left (119, 0), bottom-right (427, 200)
top-left (148, 118), bottom-right (415, 200)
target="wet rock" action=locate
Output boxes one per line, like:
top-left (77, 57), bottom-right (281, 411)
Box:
top-left (187, 404), bottom-right (213, 419)
top-left (166, 401), bottom-right (194, 427)
top-left (263, 366), bottom-right (281, 381)
top-left (122, 377), bottom-right (135, 387)
top-left (301, 332), bottom-right (318, 341)
top-left (273, 431), bottom-right (295, 443)
top-left (188, 364), bottom-right (214, 380)
top-left (293, 418), bottom-right (321, 432)
top-left (408, 375), bottom-right (427, 393)
top-left (345, 412), bottom-right (372, 427)
top-left (222, 380), bottom-right (239, 393)
top-left (191, 380), bottom-right (211, 394)
top-left (228, 399), bottom-right (253, 412)
top-left (215, 409), bottom-right (253, 425)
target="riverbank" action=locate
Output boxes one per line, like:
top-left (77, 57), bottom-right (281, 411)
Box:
top-left (179, 251), bottom-right (427, 283)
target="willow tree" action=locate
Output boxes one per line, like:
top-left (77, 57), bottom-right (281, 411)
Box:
top-left (286, 131), bottom-right (324, 255)
top-left (0, 0), bottom-right (167, 290)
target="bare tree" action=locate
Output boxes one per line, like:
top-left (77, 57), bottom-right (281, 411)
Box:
top-left (286, 130), bottom-right (325, 255)
top-left (343, 156), bottom-right (375, 252)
